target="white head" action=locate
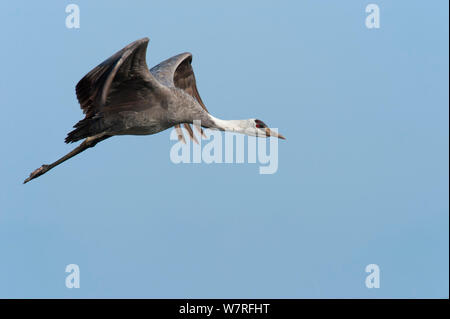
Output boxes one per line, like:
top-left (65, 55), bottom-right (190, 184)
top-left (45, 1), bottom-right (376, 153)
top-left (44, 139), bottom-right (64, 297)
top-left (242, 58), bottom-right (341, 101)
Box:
top-left (247, 119), bottom-right (285, 139)
top-left (210, 116), bottom-right (285, 139)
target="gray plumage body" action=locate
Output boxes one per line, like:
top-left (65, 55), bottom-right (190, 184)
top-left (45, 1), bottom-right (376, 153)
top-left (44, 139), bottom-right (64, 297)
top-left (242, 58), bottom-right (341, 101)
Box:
top-left (88, 87), bottom-right (210, 137)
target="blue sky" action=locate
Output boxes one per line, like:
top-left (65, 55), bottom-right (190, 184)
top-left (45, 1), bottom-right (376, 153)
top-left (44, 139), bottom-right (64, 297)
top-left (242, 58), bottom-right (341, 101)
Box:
top-left (0, 0), bottom-right (448, 298)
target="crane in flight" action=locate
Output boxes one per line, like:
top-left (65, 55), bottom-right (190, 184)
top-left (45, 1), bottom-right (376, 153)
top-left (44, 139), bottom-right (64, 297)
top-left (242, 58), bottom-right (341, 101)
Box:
top-left (24, 37), bottom-right (285, 184)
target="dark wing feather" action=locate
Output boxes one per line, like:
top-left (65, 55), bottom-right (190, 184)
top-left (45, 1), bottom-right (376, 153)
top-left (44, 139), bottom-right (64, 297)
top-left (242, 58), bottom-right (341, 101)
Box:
top-left (75, 37), bottom-right (160, 119)
top-left (150, 53), bottom-right (207, 142)
top-left (173, 55), bottom-right (208, 113)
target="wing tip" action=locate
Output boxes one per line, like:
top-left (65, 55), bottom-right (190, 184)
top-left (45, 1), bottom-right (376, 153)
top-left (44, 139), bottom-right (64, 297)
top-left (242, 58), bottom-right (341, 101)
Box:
top-left (138, 37), bottom-right (149, 43)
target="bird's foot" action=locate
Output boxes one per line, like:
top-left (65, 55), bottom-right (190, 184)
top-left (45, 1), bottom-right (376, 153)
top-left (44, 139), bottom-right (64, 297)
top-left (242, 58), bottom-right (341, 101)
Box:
top-left (23, 164), bottom-right (49, 184)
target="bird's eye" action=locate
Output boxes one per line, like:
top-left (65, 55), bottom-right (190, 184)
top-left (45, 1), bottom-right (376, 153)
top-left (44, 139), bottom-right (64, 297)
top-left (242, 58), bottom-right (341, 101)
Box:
top-left (255, 119), bottom-right (267, 128)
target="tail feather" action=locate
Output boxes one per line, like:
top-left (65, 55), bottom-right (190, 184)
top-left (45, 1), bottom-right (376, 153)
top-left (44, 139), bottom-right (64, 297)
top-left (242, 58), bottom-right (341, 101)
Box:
top-left (65, 118), bottom-right (103, 143)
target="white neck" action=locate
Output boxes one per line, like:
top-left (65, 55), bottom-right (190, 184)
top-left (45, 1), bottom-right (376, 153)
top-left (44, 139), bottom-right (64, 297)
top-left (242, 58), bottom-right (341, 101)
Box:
top-left (208, 115), bottom-right (252, 134)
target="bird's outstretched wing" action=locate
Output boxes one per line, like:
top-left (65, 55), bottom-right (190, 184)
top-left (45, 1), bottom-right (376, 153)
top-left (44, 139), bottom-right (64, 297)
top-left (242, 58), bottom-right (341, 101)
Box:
top-left (75, 37), bottom-right (162, 120)
top-left (150, 53), bottom-right (207, 143)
